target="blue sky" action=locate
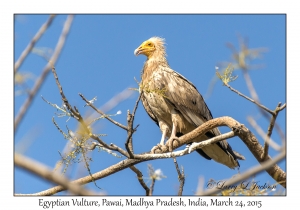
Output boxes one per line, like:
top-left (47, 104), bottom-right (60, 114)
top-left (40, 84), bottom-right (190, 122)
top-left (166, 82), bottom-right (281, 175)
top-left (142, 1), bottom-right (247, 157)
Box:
top-left (14, 14), bottom-right (286, 195)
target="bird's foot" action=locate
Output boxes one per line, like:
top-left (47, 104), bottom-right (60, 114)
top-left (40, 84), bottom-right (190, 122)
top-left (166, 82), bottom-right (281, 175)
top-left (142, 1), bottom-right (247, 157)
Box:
top-left (151, 144), bottom-right (168, 154)
top-left (166, 136), bottom-right (180, 152)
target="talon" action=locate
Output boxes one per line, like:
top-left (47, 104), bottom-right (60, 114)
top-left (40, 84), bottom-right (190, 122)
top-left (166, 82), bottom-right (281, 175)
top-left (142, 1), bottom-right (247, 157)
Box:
top-left (151, 144), bottom-right (163, 154)
top-left (167, 136), bottom-right (180, 151)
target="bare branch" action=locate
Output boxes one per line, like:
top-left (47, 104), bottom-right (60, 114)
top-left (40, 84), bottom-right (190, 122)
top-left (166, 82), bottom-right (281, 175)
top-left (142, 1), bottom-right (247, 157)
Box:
top-left (247, 116), bottom-right (281, 151)
top-left (187, 131), bottom-right (236, 153)
top-left (125, 94), bottom-right (141, 158)
top-left (125, 110), bottom-right (135, 158)
top-left (79, 93), bottom-right (128, 131)
top-left (14, 153), bottom-right (95, 196)
top-left (224, 83), bottom-right (274, 115)
top-left (132, 93), bottom-right (142, 117)
top-left (148, 165), bottom-right (156, 196)
top-left (88, 129), bottom-right (129, 157)
top-left (278, 103), bottom-right (286, 111)
top-left (107, 143), bottom-right (129, 158)
top-left (173, 158), bottom-right (185, 196)
top-left (149, 179), bottom-right (155, 196)
top-left (15, 15), bottom-right (74, 130)
top-left (242, 68), bottom-right (260, 100)
top-left (262, 102), bottom-right (286, 160)
top-left (198, 150), bottom-right (285, 195)
top-left (14, 15), bottom-right (56, 73)
top-left (33, 158), bottom-right (144, 195)
top-left (129, 166), bottom-right (150, 196)
top-left (134, 131), bottom-right (235, 160)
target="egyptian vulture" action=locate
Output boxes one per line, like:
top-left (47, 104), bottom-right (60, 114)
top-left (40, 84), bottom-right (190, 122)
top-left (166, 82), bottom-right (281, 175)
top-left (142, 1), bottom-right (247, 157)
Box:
top-left (134, 37), bottom-right (244, 169)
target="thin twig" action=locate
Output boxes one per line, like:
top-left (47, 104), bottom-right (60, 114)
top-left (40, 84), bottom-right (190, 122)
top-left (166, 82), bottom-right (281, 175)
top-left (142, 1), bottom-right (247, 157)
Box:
top-left (262, 103), bottom-right (286, 160)
top-left (92, 136), bottom-right (129, 158)
top-left (278, 103), bottom-right (286, 111)
top-left (15, 15), bottom-right (74, 130)
top-left (198, 150), bottom-right (286, 195)
top-left (129, 166), bottom-right (150, 196)
top-left (125, 94), bottom-right (142, 158)
top-left (79, 93), bottom-right (128, 131)
top-left (247, 116), bottom-right (281, 151)
top-left (132, 93), bottom-right (142, 117)
top-left (125, 110), bottom-right (135, 158)
top-left (149, 179), bottom-right (155, 196)
top-left (242, 69), bottom-right (260, 101)
top-left (51, 66), bottom-right (81, 120)
top-left (15, 153), bottom-right (95, 195)
top-left (14, 15), bottom-right (56, 73)
top-left (224, 83), bottom-right (274, 115)
top-left (173, 158), bottom-right (185, 196)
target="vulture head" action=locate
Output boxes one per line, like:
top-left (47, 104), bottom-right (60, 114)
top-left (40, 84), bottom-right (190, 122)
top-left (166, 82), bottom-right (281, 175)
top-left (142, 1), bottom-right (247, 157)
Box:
top-left (134, 37), bottom-right (166, 59)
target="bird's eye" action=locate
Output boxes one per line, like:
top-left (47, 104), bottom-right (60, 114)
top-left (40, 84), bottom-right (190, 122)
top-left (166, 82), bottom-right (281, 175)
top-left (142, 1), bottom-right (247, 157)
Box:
top-left (148, 43), bottom-right (152, 46)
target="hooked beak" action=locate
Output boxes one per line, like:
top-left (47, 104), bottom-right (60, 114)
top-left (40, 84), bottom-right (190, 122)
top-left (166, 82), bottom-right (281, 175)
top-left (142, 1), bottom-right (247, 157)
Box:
top-left (134, 46), bottom-right (142, 56)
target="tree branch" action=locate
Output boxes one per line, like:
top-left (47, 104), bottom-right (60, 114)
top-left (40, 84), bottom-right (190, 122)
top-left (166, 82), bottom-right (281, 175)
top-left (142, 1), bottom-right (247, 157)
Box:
top-left (125, 94), bottom-right (142, 158)
top-left (224, 83), bottom-right (274, 115)
top-left (173, 158), bottom-right (185, 196)
top-left (14, 153), bottom-right (95, 196)
top-left (14, 15), bottom-right (56, 73)
top-left (247, 116), bottom-right (281, 151)
top-left (15, 15), bottom-right (74, 130)
top-left (129, 166), bottom-right (150, 196)
top-left (33, 159), bottom-right (144, 195)
top-left (262, 103), bottom-right (286, 160)
top-left (149, 179), bottom-right (155, 196)
top-left (79, 93), bottom-right (128, 131)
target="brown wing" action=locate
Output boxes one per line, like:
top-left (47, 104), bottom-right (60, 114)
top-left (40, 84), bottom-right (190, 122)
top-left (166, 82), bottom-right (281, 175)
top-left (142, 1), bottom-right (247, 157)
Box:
top-left (159, 68), bottom-right (216, 131)
top-left (159, 67), bottom-right (244, 162)
top-left (141, 92), bottom-right (159, 126)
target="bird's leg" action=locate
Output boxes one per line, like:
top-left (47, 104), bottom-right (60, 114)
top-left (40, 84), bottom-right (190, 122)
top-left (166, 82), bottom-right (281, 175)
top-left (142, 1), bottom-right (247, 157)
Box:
top-left (167, 121), bottom-right (180, 152)
top-left (160, 129), bottom-right (167, 145)
top-left (151, 126), bottom-right (168, 154)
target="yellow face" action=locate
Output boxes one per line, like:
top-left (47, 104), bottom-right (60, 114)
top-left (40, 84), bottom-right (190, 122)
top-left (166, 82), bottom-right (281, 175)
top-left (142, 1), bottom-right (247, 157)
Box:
top-left (134, 40), bottom-right (155, 58)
